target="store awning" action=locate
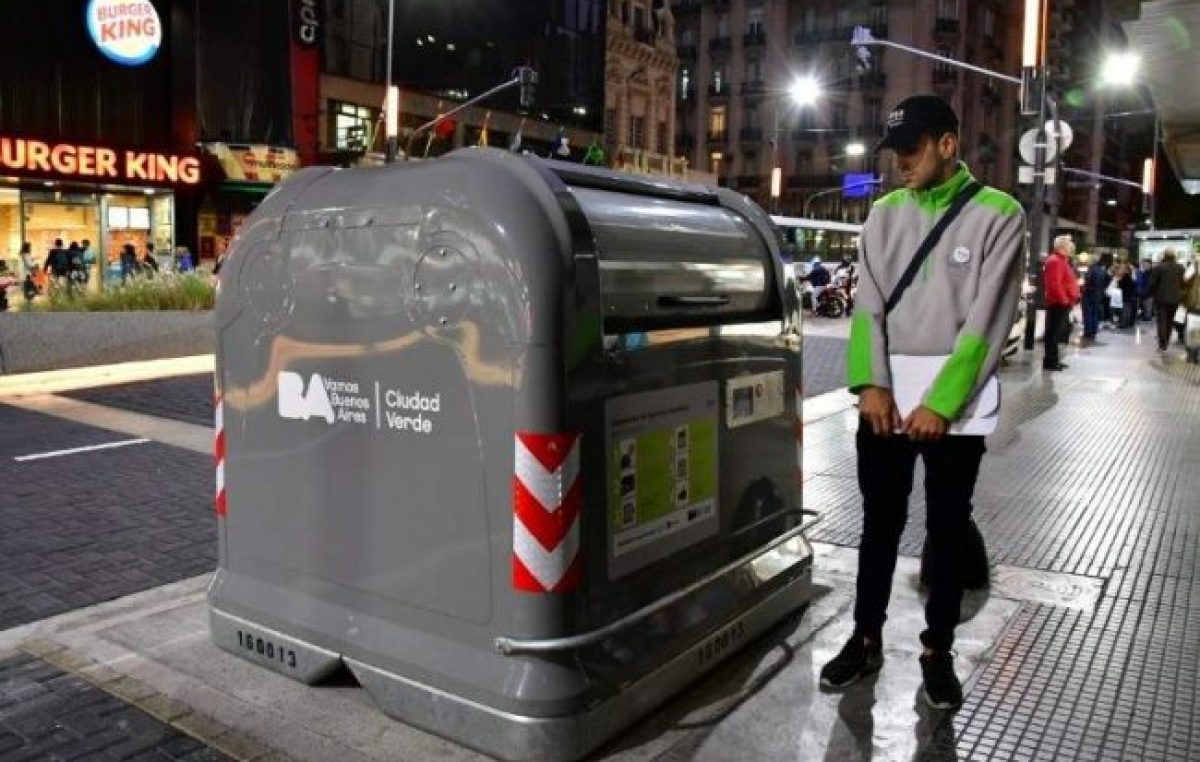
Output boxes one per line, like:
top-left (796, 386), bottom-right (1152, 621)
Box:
top-left (1122, 0), bottom-right (1200, 193)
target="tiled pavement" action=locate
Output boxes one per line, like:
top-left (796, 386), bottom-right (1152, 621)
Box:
top-left (804, 328), bottom-right (1200, 761)
top-left (2, 321), bottom-right (1198, 760)
top-left (60, 375), bottom-right (214, 428)
top-left (0, 653), bottom-right (231, 761)
top-left (0, 405), bottom-right (216, 631)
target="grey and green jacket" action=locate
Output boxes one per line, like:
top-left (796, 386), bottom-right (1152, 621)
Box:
top-left (847, 162), bottom-right (1025, 421)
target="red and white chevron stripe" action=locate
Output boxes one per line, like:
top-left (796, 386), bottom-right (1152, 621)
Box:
top-left (214, 392), bottom-right (227, 517)
top-left (512, 431), bottom-right (582, 593)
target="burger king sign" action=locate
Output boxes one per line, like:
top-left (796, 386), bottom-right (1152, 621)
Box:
top-left (86, 0), bottom-right (163, 67)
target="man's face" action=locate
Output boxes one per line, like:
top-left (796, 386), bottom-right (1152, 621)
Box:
top-left (892, 133), bottom-right (956, 190)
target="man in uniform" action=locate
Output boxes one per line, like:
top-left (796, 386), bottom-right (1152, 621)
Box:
top-left (819, 94), bottom-right (1025, 710)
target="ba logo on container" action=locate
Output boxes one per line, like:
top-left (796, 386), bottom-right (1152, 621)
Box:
top-left (277, 372), bottom-right (335, 425)
top-left (86, 0), bottom-right (163, 67)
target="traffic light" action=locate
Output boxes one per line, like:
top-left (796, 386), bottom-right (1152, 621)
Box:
top-left (516, 67), bottom-right (538, 109)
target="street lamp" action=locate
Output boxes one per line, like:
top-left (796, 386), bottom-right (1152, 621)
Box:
top-left (845, 141), bottom-right (866, 157)
top-left (1099, 51), bottom-right (1140, 88)
top-left (770, 75), bottom-right (823, 213)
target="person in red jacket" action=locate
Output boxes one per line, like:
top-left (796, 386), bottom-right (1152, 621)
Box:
top-left (1043, 235), bottom-right (1080, 371)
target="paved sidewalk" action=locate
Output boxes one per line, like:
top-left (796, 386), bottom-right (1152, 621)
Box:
top-left (804, 326), bottom-right (1200, 761)
top-left (0, 323), bottom-right (1196, 760)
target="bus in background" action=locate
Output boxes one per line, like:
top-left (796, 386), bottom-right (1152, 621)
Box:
top-left (770, 215), bottom-right (863, 276)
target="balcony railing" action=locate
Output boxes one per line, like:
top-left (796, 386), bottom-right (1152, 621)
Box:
top-left (708, 83), bottom-right (730, 98)
top-left (741, 80), bottom-right (766, 97)
top-left (933, 68), bottom-right (958, 85)
top-left (709, 36), bottom-right (732, 53)
top-left (786, 173), bottom-right (842, 190)
top-left (736, 175), bottom-right (762, 190)
top-left (743, 30), bottom-right (767, 48)
top-left (678, 44), bottom-right (697, 60)
top-left (934, 18), bottom-right (960, 35)
top-left (857, 71), bottom-right (887, 90)
top-left (707, 130), bottom-right (728, 146)
top-left (793, 26), bottom-right (856, 46)
top-left (739, 127), bottom-right (763, 143)
top-left (678, 86), bottom-right (696, 102)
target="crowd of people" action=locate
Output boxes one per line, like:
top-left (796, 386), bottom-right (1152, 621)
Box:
top-left (1041, 234), bottom-right (1200, 366)
top-left (0, 239), bottom-right (202, 309)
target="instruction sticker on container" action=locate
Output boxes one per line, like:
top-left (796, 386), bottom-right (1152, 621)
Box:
top-left (606, 382), bottom-right (719, 579)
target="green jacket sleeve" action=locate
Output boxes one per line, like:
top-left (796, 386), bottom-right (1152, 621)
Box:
top-left (847, 213), bottom-right (893, 393)
top-left (923, 207), bottom-right (1026, 420)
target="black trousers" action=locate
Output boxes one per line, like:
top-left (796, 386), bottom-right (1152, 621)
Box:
top-left (1044, 306), bottom-right (1069, 367)
top-left (1156, 303), bottom-right (1179, 350)
top-left (853, 422), bottom-right (986, 652)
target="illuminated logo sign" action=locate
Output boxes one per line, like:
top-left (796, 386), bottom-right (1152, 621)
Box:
top-left (292, 0), bottom-right (321, 48)
top-left (86, 0), bottom-right (162, 67)
top-left (0, 137), bottom-right (201, 187)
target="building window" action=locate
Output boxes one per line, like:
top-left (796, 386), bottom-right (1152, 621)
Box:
top-left (630, 115), bottom-right (646, 149)
top-left (713, 68), bottom-right (725, 94)
top-left (716, 12), bottom-right (728, 37)
top-left (680, 68), bottom-right (691, 98)
top-left (605, 107), bottom-right (617, 147)
top-left (832, 104), bottom-right (848, 130)
top-left (934, 46), bottom-right (955, 76)
top-left (983, 7), bottom-right (997, 39)
top-left (937, 0), bottom-right (959, 19)
top-left (864, 97), bottom-right (882, 132)
top-left (747, 7), bottom-right (764, 35)
top-left (680, 27), bottom-right (695, 46)
top-left (657, 121), bottom-right (668, 155)
top-left (747, 60), bottom-right (762, 84)
top-left (710, 151), bottom-right (723, 175)
top-left (331, 100), bottom-right (377, 151)
top-left (709, 105), bottom-right (727, 135)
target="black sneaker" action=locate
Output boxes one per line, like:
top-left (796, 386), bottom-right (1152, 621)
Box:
top-left (819, 634), bottom-right (883, 689)
top-left (919, 651), bottom-right (963, 709)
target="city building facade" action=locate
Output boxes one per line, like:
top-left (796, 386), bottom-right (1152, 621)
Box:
top-left (604, 1), bottom-right (682, 173)
top-left (320, 0), bottom-right (605, 165)
top-left (0, 0), bottom-right (316, 271)
top-left (671, 0), bottom-right (1022, 221)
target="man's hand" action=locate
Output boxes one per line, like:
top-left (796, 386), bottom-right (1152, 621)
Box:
top-left (859, 387), bottom-right (902, 437)
top-left (903, 406), bottom-right (949, 442)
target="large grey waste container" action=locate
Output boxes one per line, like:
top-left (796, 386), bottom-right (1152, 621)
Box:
top-left (209, 147), bottom-right (816, 761)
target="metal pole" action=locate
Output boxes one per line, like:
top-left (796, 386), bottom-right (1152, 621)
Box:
top-left (1150, 113), bottom-right (1159, 230)
top-left (384, 0), bottom-right (397, 163)
top-left (772, 103), bottom-right (781, 214)
top-left (1022, 83), bottom-right (1048, 351)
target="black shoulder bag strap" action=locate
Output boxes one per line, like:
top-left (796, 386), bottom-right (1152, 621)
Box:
top-left (884, 181), bottom-right (983, 315)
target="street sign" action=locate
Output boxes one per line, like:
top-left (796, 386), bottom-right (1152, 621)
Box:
top-left (1045, 120), bottom-right (1073, 150)
top-left (1019, 129), bottom-right (1060, 165)
top-left (1019, 165), bottom-right (1057, 185)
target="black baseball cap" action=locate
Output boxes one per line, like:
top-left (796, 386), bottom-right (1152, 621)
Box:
top-left (875, 94), bottom-right (959, 152)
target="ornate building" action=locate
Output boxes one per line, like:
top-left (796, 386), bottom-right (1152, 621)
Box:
top-left (672, 0), bottom-right (1022, 220)
top-left (605, 1), bottom-right (682, 171)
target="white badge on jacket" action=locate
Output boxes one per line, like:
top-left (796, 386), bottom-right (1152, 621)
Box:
top-left (888, 354), bottom-right (1000, 436)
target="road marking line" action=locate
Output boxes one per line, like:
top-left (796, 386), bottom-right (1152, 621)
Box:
top-left (14, 438), bottom-right (151, 462)
top-left (5, 395), bottom-right (211, 454)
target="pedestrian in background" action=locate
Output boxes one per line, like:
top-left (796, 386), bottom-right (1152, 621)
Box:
top-left (1136, 259), bottom-right (1153, 321)
top-left (1043, 236), bottom-right (1079, 370)
top-left (1081, 254), bottom-right (1111, 344)
top-left (120, 243), bottom-right (139, 281)
top-left (822, 94), bottom-right (1024, 710)
top-left (1118, 262), bottom-right (1137, 329)
top-left (1148, 249), bottom-right (1186, 352)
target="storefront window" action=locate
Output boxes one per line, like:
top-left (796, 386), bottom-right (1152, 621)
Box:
top-left (0, 188), bottom-right (19, 274)
top-left (22, 191), bottom-right (102, 271)
top-left (331, 101), bottom-right (379, 152)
